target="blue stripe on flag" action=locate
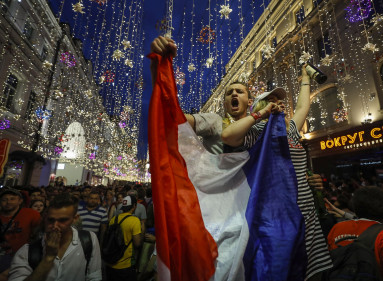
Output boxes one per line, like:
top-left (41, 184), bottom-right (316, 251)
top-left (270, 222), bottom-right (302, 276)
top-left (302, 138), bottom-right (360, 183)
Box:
top-left (242, 113), bottom-right (307, 281)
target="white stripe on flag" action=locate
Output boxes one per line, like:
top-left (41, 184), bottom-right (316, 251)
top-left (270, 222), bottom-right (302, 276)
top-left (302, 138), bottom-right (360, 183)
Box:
top-left (178, 122), bottom-right (251, 281)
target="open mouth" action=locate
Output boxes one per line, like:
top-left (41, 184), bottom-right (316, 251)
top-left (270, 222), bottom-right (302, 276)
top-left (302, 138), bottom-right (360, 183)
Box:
top-left (231, 99), bottom-right (239, 108)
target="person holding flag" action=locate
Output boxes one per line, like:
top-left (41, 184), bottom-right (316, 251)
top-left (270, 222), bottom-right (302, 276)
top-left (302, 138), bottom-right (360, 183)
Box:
top-left (148, 36), bottom-right (328, 281)
top-left (221, 66), bottom-right (333, 280)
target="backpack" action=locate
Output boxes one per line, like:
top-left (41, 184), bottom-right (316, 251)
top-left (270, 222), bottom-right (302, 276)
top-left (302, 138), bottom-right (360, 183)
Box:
top-left (101, 214), bottom-right (131, 265)
top-left (323, 223), bottom-right (383, 281)
top-left (28, 230), bottom-right (93, 274)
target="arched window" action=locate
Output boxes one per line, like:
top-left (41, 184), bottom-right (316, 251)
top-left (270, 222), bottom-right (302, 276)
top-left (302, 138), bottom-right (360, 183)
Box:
top-left (308, 87), bottom-right (347, 132)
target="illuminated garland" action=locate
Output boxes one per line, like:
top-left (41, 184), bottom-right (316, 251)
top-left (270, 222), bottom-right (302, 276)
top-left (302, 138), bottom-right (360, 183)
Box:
top-left (175, 67), bottom-right (185, 85)
top-left (119, 121), bottom-right (127, 128)
top-left (101, 70), bottom-right (115, 83)
top-left (0, 119), bottom-right (10, 130)
top-left (333, 107), bottom-right (348, 123)
top-left (197, 26), bottom-right (216, 44)
top-left (35, 107), bottom-right (52, 122)
top-left (60, 52), bottom-right (77, 68)
top-left (345, 0), bottom-right (372, 23)
top-left (54, 147), bottom-right (63, 155)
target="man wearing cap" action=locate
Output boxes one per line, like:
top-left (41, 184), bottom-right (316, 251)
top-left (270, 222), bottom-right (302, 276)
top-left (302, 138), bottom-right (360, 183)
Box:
top-left (0, 188), bottom-right (41, 280)
top-left (106, 195), bottom-right (142, 281)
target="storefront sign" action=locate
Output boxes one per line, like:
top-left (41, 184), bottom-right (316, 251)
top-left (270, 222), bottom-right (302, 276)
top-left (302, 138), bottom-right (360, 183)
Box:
top-left (320, 127), bottom-right (383, 150)
top-left (308, 121), bottom-right (383, 157)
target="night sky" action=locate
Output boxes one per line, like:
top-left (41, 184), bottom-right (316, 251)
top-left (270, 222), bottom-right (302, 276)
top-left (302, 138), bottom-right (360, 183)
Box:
top-left (48, 0), bottom-right (264, 159)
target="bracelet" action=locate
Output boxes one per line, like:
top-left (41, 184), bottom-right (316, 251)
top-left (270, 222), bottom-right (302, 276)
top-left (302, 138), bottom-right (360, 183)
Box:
top-left (301, 83), bottom-right (310, 86)
top-left (251, 112), bottom-right (262, 122)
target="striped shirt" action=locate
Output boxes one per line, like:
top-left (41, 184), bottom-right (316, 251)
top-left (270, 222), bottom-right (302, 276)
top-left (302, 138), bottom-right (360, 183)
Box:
top-left (244, 119), bottom-right (333, 280)
top-left (78, 205), bottom-right (108, 236)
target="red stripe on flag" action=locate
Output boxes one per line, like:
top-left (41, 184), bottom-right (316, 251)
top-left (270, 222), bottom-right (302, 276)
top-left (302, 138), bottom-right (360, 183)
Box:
top-left (148, 53), bottom-right (218, 281)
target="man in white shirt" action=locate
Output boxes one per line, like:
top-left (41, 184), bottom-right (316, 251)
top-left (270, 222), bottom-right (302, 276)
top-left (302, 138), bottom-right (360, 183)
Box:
top-left (8, 193), bottom-right (102, 281)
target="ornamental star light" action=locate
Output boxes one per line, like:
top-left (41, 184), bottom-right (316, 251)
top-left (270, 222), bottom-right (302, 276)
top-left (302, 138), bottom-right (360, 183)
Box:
top-left (188, 63), bottom-right (196, 72)
top-left (72, 2), bottom-right (85, 14)
top-left (362, 42), bottom-right (379, 52)
top-left (299, 51), bottom-right (313, 65)
top-left (42, 60), bottom-right (53, 69)
top-left (124, 59), bottom-right (133, 68)
top-left (206, 57), bottom-right (214, 68)
top-left (219, 5), bottom-right (232, 19)
top-left (54, 90), bottom-right (63, 98)
top-left (320, 54), bottom-right (333, 66)
top-left (122, 40), bottom-right (132, 50)
top-left (371, 14), bottom-right (383, 26)
top-left (99, 75), bottom-right (106, 83)
top-left (112, 49), bottom-right (124, 61)
top-left (261, 44), bottom-right (275, 59)
top-left (84, 89), bottom-right (92, 98)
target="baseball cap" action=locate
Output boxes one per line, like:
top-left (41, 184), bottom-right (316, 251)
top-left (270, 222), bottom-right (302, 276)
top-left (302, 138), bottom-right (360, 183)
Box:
top-left (122, 195), bottom-right (137, 207)
top-left (253, 87), bottom-right (287, 108)
top-left (0, 188), bottom-right (22, 199)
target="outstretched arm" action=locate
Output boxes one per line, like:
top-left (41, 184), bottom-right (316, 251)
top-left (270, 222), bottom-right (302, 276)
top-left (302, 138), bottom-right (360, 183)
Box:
top-left (221, 103), bottom-right (279, 147)
top-left (291, 65), bottom-right (311, 131)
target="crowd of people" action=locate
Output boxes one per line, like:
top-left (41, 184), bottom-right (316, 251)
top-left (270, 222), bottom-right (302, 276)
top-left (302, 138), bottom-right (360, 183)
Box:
top-left (0, 35), bottom-right (382, 281)
top-left (0, 182), bottom-right (156, 281)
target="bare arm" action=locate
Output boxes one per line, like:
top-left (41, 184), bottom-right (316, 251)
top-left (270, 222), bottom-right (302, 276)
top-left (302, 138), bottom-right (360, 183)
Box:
top-left (185, 114), bottom-right (196, 132)
top-left (221, 104), bottom-right (278, 147)
top-left (291, 65), bottom-right (311, 131)
top-left (132, 233), bottom-right (142, 248)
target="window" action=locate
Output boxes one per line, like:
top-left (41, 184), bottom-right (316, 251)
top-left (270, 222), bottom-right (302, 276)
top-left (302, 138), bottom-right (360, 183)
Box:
top-left (0, 0), bottom-right (11, 13)
top-left (272, 37), bottom-right (277, 48)
top-left (23, 20), bottom-right (34, 41)
top-left (317, 32), bottom-right (332, 59)
top-left (266, 80), bottom-right (274, 91)
top-left (313, 0), bottom-right (323, 8)
top-left (2, 74), bottom-right (18, 111)
top-left (41, 46), bottom-right (48, 61)
top-left (380, 64), bottom-right (383, 83)
top-left (25, 91), bottom-right (36, 119)
top-left (296, 6), bottom-right (305, 24)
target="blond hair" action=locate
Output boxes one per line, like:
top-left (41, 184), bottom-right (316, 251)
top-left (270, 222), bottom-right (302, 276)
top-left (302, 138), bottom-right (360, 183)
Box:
top-left (254, 100), bottom-right (290, 131)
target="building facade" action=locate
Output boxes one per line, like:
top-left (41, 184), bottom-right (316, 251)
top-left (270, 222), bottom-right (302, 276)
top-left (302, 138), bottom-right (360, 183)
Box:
top-left (204, 0), bottom-right (383, 179)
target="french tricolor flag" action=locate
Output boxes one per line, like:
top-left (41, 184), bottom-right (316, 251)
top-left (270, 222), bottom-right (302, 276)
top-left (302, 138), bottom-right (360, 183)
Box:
top-left (148, 53), bottom-right (306, 281)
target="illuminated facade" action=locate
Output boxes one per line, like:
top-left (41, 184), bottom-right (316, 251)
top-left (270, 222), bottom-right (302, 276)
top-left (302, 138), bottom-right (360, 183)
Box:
top-left (204, 0), bottom-right (383, 176)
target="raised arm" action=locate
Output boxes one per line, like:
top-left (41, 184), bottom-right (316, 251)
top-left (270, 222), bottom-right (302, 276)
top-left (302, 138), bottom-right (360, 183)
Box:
top-left (150, 36), bottom-right (177, 88)
top-left (291, 65), bottom-right (311, 131)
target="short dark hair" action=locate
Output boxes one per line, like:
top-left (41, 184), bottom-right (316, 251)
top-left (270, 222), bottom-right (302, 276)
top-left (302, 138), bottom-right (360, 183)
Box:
top-left (88, 190), bottom-right (101, 200)
top-left (29, 188), bottom-right (41, 196)
top-left (227, 81), bottom-right (251, 99)
top-left (352, 187), bottom-right (383, 221)
top-left (48, 193), bottom-right (79, 214)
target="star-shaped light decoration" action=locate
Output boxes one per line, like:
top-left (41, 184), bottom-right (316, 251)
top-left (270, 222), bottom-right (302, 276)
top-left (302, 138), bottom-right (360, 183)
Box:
top-left (54, 90), bottom-right (64, 98)
top-left (219, 4), bottom-right (232, 19)
top-left (238, 72), bottom-right (249, 83)
top-left (299, 51), bottom-right (313, 65)
top-left (42, 60), bottom-right (53, 69)
top-left (320, 54), bottom-right (333, 66)
top-left (188, 63), bottom-right (196, 72)
top-left (72, 1), bottom-right (85, 14)
top-left (206, 57), bottom-right (214, 68)
top-left (341, 73), bottom-right (352, 83)
top-left (362, 42), bottom-right (379, 52)
top-left (122, 40), bottom-right (132, 50)
top-left (124, 59), bottom-right (133, 68)
top-left (99, 76), bottom-right (106, 83)
top-left (371, 14), bottom-right (383, 26)
top-left (16, 98), bottom-right (24, 106)
top-left (112, 49), bottom-right (124, 61)
top-left (84, 89), bottom-right (93, 98)
top-left (261, 44), bottom-right (275, 59)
